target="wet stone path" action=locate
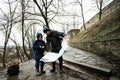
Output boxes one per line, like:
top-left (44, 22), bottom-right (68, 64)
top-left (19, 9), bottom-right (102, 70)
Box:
top-left (1, 46), bottom-right (113, 80)
top-left (0, 69), bottom-right (8, 80)
top-left (63, 47), bottom-right (112, 72)
top-left (8, 60), bottom-right (82, 80)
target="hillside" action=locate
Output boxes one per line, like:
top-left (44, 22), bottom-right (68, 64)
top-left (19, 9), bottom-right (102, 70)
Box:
top-left (69, 0), bottom-right (120, 57)
top-left (69, 0), bottom-right (120, 70)
top-left (73, 13), bottom-right (120, 42)
top-left (71, 0), bottom-right (120, 41)
top-left (69, 0), bottom-right (120, 77)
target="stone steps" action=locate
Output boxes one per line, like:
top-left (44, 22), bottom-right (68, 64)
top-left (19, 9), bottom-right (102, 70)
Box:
top-left (63, 59), bottom-right (111, 74)
top-left (63, 47), bottom-right (112, 75)
top-left (62, 62), bottom-right (95, 80)
top-left (0, 69), bottom-right (8, 80)
top-left (56, 60), bottom-right (110, 80)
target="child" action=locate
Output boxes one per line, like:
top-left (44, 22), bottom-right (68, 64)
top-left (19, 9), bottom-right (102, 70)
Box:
top-left (33, 33), bottom-right (46, 76)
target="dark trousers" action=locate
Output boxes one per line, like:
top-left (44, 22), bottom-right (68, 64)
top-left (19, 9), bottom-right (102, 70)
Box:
top-left (35, 60), bottom-right (44, 71)
top-left (52, 50), bottom-right (63, 70)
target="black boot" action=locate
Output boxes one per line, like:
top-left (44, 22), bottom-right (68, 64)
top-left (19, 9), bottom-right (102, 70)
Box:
top-left (41, 61), bottom-right (45, 74)
top-left (59, 56), bottom-right (63, 74)
top-left (50, 62), bottom-right (56, 72)
top-left (41, 66), bottom-right (45, 74)
top-left (36, 68), bottom-right (40, 76)
top-left (50, 69), bottom-right (55, 72)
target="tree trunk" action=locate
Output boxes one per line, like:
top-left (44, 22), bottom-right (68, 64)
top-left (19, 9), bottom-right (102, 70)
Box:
top-left (2, 42), bottom-right (7, 67)
top-left (21, 0), bottom-right (30, 59)
top-left (33, 0), bottom-right (49, 28)
top-left (77, 0), bottom-right (86, 30)
top-left (10, 38), bottom-right (23, 62)
top-left (16, 45), bottom-right (23, 62)
top-left (99, 0), bottom-right (103, 20)
top-left (80, 1), bottom-right (86, 30)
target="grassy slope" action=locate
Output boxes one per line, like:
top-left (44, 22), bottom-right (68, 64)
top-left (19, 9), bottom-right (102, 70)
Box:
top-left (70, 6), bottom-right (120, 43)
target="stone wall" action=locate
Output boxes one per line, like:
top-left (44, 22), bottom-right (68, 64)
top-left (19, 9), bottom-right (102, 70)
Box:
top-left (69, 39), bottom-right (120, 59)
top-left (67, 29), bottom-right (79, 38)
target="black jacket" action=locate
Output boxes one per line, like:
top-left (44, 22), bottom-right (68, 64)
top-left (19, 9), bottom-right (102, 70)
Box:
top-left (33, 33), bottom-right (46, 60)
top-left (33, 40), bottom-right (46, 60)
top-left (46, 30), bottom-right (65, 52)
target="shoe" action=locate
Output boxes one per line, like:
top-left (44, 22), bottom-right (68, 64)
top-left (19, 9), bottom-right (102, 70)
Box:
top-left (36, 68), bottom-right (40, 76)
top-left (50, 69), bottom-right (55, 73)
top-left (36, 72), bottom-right (41, 76)
top-left (59, 70), bottom-right (63, 74)
top-left (41, 71), bottom-right (46, 74)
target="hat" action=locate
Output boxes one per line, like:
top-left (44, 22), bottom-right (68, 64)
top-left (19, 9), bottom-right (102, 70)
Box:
top-left (43, 27), bottom-right (50, 33)
top-left (37, 33), bottom-right (42, 38)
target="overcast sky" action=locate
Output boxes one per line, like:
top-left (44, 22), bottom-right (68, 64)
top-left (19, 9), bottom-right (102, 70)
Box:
top-left (0, 0), bottom-right (113, 46)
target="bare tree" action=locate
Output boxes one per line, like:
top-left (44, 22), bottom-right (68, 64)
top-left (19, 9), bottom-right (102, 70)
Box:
top-left (0, 0), bottom-right (18, 67)
top-left (0, 0), bottom-right (38, 63)
top-left (33, 0), bottom-right (60, 28)
top-left (96, 0), bottom-right (103, 20)
top-left (28, 25), bottom-right (36, 58)
top-left (10, 37), bottom-right (23, 62)
top-left (21, 0), bottom-right (31, 59)
top-left (23, 21), bottom-right (37, 59)
top-left (20, 0), bottom-right (40, 59)
top-left (76, 0), bottom-right (86, 30)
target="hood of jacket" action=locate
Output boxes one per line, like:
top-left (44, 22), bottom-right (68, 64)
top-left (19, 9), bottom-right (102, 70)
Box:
top-left (37, 33), bottom-right (42, 39)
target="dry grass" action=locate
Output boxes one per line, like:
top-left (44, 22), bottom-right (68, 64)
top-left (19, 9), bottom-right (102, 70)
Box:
top-left (70, 7), bottom-right (120, 43)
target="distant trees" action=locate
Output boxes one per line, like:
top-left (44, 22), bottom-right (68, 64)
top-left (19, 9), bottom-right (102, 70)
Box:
top-left (0, 0), bottom-right (18, 67)
top-left (0, 0), bottom-right (37, 67)
top-left (10, 38), bottom-right (23, 62)
top-left (0, 0), bottom-right (74, 67)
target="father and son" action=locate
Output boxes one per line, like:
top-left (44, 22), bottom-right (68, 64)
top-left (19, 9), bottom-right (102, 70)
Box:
top-left (32, 27), bottom-right (67, 76)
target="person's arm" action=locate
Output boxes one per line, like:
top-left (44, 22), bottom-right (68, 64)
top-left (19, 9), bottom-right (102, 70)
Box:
top-left (32, 41), bottom-right (40, 50)
top-left (46, 37), bottom-right (50, 51)
top-left (43, 41), bottom-right (46, 50)
top-left (55, 31), bottom-right (66, 39)
top-left (43, 41), bottom-right (48, 55)
top-left (39, 41), bottom-right (46, 49)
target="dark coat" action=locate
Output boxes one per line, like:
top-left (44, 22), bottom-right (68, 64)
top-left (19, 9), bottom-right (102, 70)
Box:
top-left (33, 33), bottom-right (46, 60)
top-left (46, 30), bottom-right (65, 52)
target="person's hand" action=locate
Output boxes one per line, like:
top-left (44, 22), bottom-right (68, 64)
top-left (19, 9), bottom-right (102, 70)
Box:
top-left (43, 51), bottom-right (47, 55)
top-left (40, 46), bottom-right (45, 49)
top-left (64, 35), bottom-right (69, 40)
top-left (41, 46), bottom-right (45, 49)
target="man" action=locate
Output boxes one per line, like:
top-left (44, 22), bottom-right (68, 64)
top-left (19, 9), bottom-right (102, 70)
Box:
top-left (43, 27), bottom-right (66, 73)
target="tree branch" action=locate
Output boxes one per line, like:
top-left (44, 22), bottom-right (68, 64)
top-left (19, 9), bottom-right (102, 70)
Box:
top-left (47, 0), bottom-right (53, 8)
top-left (48, 0), bottom-right (59, 22)
top-left (33, 0), bottom-right (46, 19)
